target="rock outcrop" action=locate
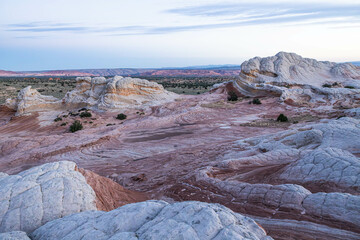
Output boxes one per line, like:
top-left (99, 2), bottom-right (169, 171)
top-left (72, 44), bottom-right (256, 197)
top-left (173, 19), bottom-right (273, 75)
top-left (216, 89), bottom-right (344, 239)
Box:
top-left (0, 231), bottom-right (30, 240)
top-left (0, 161), bottom-right (96, 234)
top-left (31, 200), bottom-right (272, 240)
top-left (5, 86), bottom-right (61, 116)
top-left (5, 76), bottom-right (177, 115)
top-left (0, 161), bottom-right (149, 235)
top-left (229, 52), bottom-right (360, 107)
top-left (191, 118), bottom-right (360, 232)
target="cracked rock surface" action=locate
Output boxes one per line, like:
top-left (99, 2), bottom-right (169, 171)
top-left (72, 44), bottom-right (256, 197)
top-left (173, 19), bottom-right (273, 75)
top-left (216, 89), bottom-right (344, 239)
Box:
top-left (31, 200), bottom-right (273, 240)
top-left (0, 161), bottom-right (96, 233)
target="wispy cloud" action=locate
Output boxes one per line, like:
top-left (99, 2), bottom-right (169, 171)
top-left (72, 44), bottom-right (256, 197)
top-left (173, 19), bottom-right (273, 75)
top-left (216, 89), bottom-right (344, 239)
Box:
top-left (6, 2), bottom-right (360, 36)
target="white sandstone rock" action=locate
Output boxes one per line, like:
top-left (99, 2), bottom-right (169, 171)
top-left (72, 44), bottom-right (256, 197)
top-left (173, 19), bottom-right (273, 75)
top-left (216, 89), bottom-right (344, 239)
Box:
top-left (31, 200), bottom-right (272, 240)
top-left (6, 76), bottom-right (178, 115)
top-left (0, 161), bottom-right (96, 234)
top-left (0, 231), bottom-right (30, 240)
top-left (233, 52), bottom-right (360, 106)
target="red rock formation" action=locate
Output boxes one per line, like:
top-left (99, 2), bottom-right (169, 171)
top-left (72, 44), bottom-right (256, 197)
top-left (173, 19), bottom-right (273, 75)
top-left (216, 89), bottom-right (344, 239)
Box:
top-left (77, 167), bottom-right (148, 211)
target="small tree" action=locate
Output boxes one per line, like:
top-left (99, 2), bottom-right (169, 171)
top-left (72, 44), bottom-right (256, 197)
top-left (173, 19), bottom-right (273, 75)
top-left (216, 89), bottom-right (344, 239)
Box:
top-left (69, 120), bottom-right (83, 132)
top-left (227, 91), bottom-right (238, 101)
top-left (276, 114), bottom-right (288, 122)
top-left (116, 113), bottom-right (127, 120)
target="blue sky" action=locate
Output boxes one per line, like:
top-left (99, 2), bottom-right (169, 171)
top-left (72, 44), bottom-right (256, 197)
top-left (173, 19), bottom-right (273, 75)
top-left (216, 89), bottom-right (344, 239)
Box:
top-left (0, 0), bottom-right (359, 71)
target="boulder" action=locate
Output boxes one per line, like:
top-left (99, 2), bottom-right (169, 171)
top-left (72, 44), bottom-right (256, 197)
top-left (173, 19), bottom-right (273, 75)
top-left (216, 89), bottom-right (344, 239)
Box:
top-left (0, 161), bottom-right (96, 233)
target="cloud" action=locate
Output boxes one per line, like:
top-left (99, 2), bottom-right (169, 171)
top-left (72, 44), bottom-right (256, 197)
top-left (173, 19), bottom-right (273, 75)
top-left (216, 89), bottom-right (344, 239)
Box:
top-left (6, 2), bottom-right (360, 36)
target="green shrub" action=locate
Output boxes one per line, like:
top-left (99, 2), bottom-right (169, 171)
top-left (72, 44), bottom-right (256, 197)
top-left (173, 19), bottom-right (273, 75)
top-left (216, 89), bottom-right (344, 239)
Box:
top-left (54, 117), bottom-right (62, 122)
top-left (116, 113), bottom-right (127, 120)
top-left (227, 91), bottom-right (238, 101)
top-left (252, 98), bottom-right (262, 104)
top-left (60, 122), bottom-right (67, 126)
top-left (80, 111), bottom-right (92, 118)
top-left (69, 120), bottom-right (83, 132)
top-left (322, 83), bottom-right (332, 88)
top-left (345, 86), bottom-right (355, 89)
top-left (277, 114), bottom-right (288, 122)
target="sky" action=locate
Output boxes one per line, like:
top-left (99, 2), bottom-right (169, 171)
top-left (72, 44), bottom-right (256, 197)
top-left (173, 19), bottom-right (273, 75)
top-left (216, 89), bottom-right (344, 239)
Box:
top-left (0, 0), bottom-right (359, 71)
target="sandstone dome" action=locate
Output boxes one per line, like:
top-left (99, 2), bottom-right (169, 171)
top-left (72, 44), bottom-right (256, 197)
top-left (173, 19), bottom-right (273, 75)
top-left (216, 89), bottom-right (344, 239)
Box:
top-left (227, 52), bottom-right (360, 106)
top-left (31, 200), bottom-right (272, 240)
top-left (5, 76), bottom-right (178, 115)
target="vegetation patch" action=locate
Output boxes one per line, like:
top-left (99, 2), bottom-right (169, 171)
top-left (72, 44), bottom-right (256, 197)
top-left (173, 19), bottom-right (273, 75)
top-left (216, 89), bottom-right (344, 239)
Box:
top-left (277, 114), bottom-right (289, 122)
top-left (251, 98), bottom-right (262, 105)
top-left (80, 111), bottom-right (92, 118)
top-left (116, 113), bottom-right (127, 120)
top-left (227, 91), bottom-right (238, 101)
top-left (54, 117), bottom-right (62, 122)
top-left (69, 120), bottom-right (83, 133)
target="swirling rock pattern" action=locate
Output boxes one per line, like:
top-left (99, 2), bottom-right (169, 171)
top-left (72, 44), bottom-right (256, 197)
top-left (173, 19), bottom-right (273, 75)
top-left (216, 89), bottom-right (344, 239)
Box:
top-left (31, 201), bottom-right (273, 240)
top-left (231, 52), bottom-right (360, 106)
top-left (5, 76), bottom-right (177, 115)
top-left (0, 161), bottom-right (96, 233)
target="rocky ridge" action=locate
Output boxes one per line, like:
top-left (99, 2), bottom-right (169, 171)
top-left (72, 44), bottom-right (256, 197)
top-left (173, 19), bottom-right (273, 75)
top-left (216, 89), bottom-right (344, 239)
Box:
top-left (5, 76), bottom-right (177, 115)
top-left (228, 52), bottom-right (360, 107)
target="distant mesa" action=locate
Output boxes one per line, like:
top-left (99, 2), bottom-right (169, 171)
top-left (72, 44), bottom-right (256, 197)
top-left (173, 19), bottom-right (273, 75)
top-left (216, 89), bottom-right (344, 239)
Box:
top-left (5, 76), bottom-right (178, 115)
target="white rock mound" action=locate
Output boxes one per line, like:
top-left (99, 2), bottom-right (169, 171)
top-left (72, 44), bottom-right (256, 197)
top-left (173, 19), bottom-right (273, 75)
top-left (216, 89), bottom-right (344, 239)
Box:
top-left (193, 117), bottom-right (360, 231)
top-left (31, 200), bottom-right (272, 240)
top-left (5, 86), bottom-right (61, 116)
top-left (5, 76), bottom-right (178, 115)
top-left (65, 76), bottom-right (177, 109)
top-left (0, 231), bottom-right (30, 240)
top-left (0, 161), bottom-right (96, 234)
top-left (232, 52), bottom-right (360, 106)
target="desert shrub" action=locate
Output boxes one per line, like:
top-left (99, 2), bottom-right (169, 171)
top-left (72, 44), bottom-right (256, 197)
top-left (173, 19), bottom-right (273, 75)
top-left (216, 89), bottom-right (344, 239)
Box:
top-left (80, 111), bottom-right (92, 118)
top-left (227, 91), bottom-right (238, 101)
top-left (277, 114), bottom-right (288, 122)
top-left (69, 120), bottom-right (83, 132)
top-left (78, 108), bottom-right (88, 112)
top-left (252, 98), bottom-right (262, 104)
top-left (60, 122), bottom-right (67, 126)
top-left (322, 83), bottom-right (332, 88)
top-left (116, 113), bottom-right (127, 120)
top-left (54, 117), bottom-right (62, 122)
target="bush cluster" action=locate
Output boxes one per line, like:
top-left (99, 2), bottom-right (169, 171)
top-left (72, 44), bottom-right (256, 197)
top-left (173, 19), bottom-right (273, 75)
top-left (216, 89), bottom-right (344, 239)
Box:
top-left (227, 91), bottom-right (238, 101)
top-left (80, 111), bottom-right (92, 118)
top-left (252, 98), bottom-right (261, 104)
top-left (276, 114), bottom-right (288, 122)
top-left (116, 113), bottom-right (127, 120)
top-left (54, 117), bottom-right (62, 122)
top-left (69, 120), bottom-right (83, 132)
